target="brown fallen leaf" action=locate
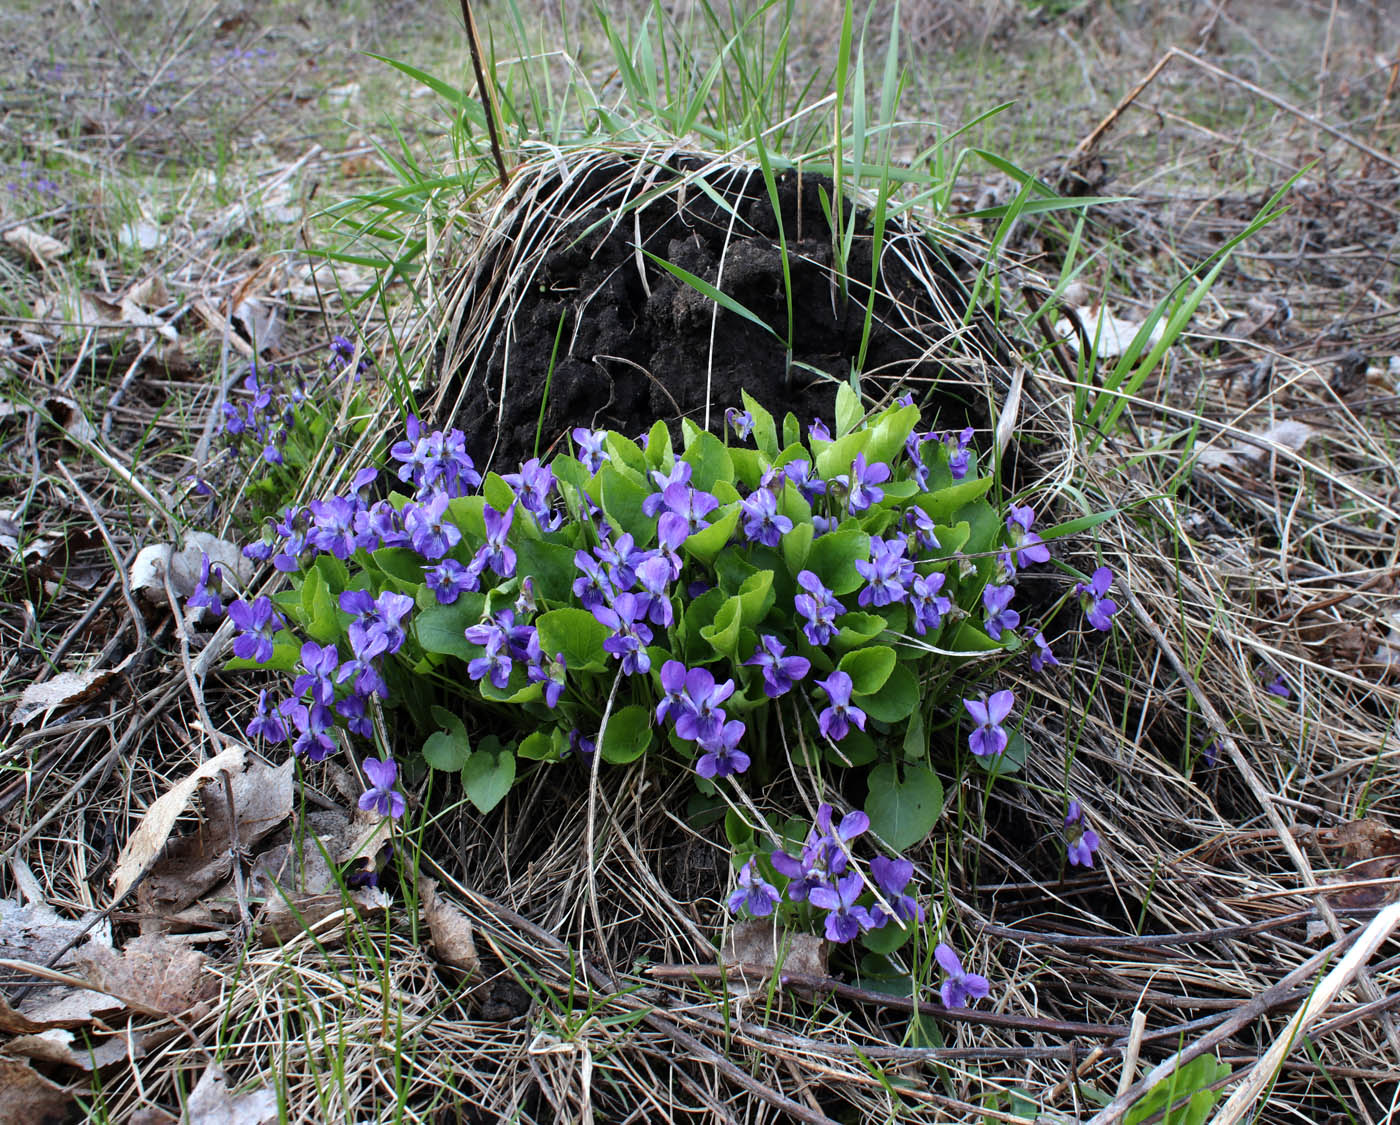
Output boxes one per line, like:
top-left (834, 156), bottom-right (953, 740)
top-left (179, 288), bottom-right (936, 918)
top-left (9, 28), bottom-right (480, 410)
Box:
top-left (10, 652), bottom-right (137, 728)
top-left (110, 746), bottom-right (246, 903)
top-left (419, 878), bottom-right (478, 976)
top-left (3, 224), bottom-right (68, 265)
top-left (1316, 816), bottom-right (1400, 860)
top-left (2, 1027), bottom-right (129, 1071)
top-left (130, 532), bottom-right (250, 607)
top-left (73, 934), bottom-right (217, 1017)
top-left (0, 1057), bottom-right (74, 1125)
top-left (184, 1065), bottom-right (277, 1125)
top-left (721, 920), bottom-right (827, 981)
top-left (135, 756), bottom-right (294, 918)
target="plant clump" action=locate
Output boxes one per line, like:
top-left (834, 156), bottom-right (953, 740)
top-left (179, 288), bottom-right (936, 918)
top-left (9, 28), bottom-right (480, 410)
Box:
top-left (194, 383), bottom-right (1118, 977)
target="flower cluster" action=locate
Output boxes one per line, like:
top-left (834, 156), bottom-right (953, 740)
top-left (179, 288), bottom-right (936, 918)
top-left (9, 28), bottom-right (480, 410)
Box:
top-left (203, 385), bottom-right (1124, 966)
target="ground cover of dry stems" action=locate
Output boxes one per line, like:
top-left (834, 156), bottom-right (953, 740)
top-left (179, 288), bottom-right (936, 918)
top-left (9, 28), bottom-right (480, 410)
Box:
top-left (2, 2), bottom-right (1400, 1122)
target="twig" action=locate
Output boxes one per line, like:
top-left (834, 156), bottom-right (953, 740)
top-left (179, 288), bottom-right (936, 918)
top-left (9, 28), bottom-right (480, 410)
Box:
top-left (1208, 900), bottom-right (1400, 1125)
top-left (458, 0), bottom-right (509, 189)
top-left (645, 964), bottom-right (1127, 1038)
top-left (1076, 48), bottom-right (1400, 173)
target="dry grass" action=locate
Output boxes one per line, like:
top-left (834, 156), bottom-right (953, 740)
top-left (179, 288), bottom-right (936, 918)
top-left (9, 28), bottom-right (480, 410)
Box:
top-left (2, 1), bottom-right (1399, 1122)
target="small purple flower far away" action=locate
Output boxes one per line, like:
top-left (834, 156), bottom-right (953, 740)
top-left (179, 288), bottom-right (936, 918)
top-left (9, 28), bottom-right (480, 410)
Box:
top-left (1076, 566), bottom-right (1119, 631)
top-left (935, 943), bottom-right (990, 1008)
top-left (359, 757), bottom-right (406, 819)
top-left (1064, 799), bottom-right (1101, 867)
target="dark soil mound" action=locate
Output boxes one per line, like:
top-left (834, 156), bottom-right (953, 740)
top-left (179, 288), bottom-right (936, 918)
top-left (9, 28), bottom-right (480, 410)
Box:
top-left (433, 154), bottom-right (1015, 471)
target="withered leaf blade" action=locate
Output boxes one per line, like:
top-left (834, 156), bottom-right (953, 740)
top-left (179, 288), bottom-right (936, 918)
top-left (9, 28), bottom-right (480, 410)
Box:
top-left (137, 757), bottom-right (294, 918)
top-left (419, 878), bottom-right (478, 976)
top-left (2, 224), bottom-right (68, 265)
top-left (11, 652), bottom-right (136, 728)
top-left (72, 934), bottom-right (217, 1017)
top-left (184, 1065), bottom-right (277, 1125)
top-left (0, 1057), bottom-right (74, 1125)
top-left (110, 746), bottom-right (246, 903)
top-left (721, 920), bottom-right (827, 981)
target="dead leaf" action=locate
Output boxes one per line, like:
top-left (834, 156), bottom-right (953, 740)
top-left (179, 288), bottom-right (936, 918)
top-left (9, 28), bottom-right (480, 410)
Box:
top-left (3, 224), bottom-right (68, 265)
top-left (1055, 303), bottom-right (1165, 359)
top-left (1316, 817), bottom-right (1400, 861)
top-left (73, 935), bottom-right (217, 1017)
top-left (11, 652), bottom-right (136, 727)
top-left (721, 920), bottom-right (827, 980)
top-left (0, 1057), bottom-right (74, 1125)
top-left (137, 757), bottom-right (295, 917)
top-left (118, 220), bottom-right (163, 252)
top-left (2, 1027), bottom-right (129, 1071)
top-left (184, 1065), bottom-right (277, 1125)
top-left (130, 531), bottom-right (250, 606)
top-left (110, 746), bottom-right (246, 902)
top-left (419, 878), bottom-right (478, 975)
top-left (1196, 421), bottom-right (1317, 472)
top-left (230, 297), bottom-right (280, 353)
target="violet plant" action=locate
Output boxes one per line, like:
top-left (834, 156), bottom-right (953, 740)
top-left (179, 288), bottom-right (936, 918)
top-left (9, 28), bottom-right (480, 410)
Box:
top-left (199, 384), bottom-right (1123, 984)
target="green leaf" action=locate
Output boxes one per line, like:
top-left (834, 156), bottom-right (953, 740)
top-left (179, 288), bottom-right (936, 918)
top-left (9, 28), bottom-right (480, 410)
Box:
top-left (313, 552), bottom-right (350, 594)
top-left (902, 708), bottom-right (927, 759)
top-left (857, 662), bottom-right (919, 723)
top-left (973, 731), bottom-right (1027, 778)
top-left (1124, 1053), bottom-right (1231, 1125)
top-left (835, 382), bottom-right (863, 436)
top-left (461, 747), bottom-right (516, 813)
top-left (913, 476), bottom-right (994, 523)
top-left (813, 429), bottom-right (870, 481)
top-left (225, 640), bottom-right (300, 672)
top-left (513, 538), bottom-right (578, 604)
top-left (423, 728), bottom-right (471, 772)
top-left (831, 611), bottom-right (887, 651)
top-left (300, 567), bottom-right (339, 644)
top-left (861, 919), bottom-right (914, 954)
top-left (826, 727), bottom-right (876, 767)
top-left (838, 645), bottom-right (895, 695)
top-left (682, 430), bottom-right (735, 492)
top-left (603, 431), bottom-right (649, 475)
top-left (783, 413), bottom-right (801, 447)
top-left (804, 527), bottom-right (870, 595)
top-left (597, 467), bottom-right (655, 544)
top-left (644, 419), bottom-right (671, 469)
top-left (735, 570), bottom-right (775, 628)
top-left (781, 519), bottom-right (813, 574)
top-left (862, 404), bottom-right (920, 466)
top-left (699, 595), bottom-right (743, 660)
top-left (431, 706), bottom-right (468, 741)
top-left (535, 607), bottom-right (611, 674)
top-left (518, 730), bottom-right (557, 761)
top-left (600, 704), bottom-right (653, 764)
top-left (370, 547), bottom-right (427, 592)
top-left (741, 390), bottom-right (778, 457)
top-left (683, 505), bottom-right (741, 566)
top-left (724, 807), bottom-right (754, 848)
top-left (481, 472), bottom-right (517, 514)
top-left (415, 596), bottom-right (486, 659)
top-left (864, 763), bottom-right (944, 851)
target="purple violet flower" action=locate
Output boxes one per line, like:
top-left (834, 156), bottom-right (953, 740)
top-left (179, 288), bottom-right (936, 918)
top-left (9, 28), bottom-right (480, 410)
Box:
top-left (525, 631), bottom-right (567, 708)
top-left (725, 407), bottom-right (754, 440)
top-left (739, 487), bottom-right (792, 548)
top-left (1263, 669), bottom-right (1291, 699)
top-left (982, 584), bottom-right (1020, 640)
top-left (572, 551), bottom-right (615, 611)
top-left (358, 757), bottom-right (406, 819)
top-left (782, 459), bottom-right (826, 502)
top-left (340, 589), bottom-right (414, 661)
top-left (963, 689), bottom-right (1015, 757)
top-left (839, 453), bottom-right (891, 514)
top-left (1029, 630), bottom-right (1059, 672)
top-left (187, 552), bottom-right (229, 618)
top-left (935, 943), bottom-right (990, 1008)
top-left (641, 461), bottom-right (692, 518)
top-left (1006, 505), bottom-right (1051, 567)
top-left (572, 427), bottom-right (609, 474)
top-left (816, 670), bottom-right (866, 742)
top-left (672, 667), bottom-right (734, 744)
top-left (809, 417), bottom-right (832, 442)
top-left (245, 689), bottom-right (288, 743)
top-left (854, 536), bottom-right (914, 607)
top-left (656, 660), bottom-right (689, 725)
top-left (656, 483), bottom-right (718, 550)
top-left (809, 871), bottom-right (875, 942)
top-left (593, 592), bottom-right (654, 676)
top-left (795, 570), bottom-right (845, 646)
top-left (1075, 566), bottom-right (1119, 631)
top-left (228, 596), bottom-right (285, 663)
top-left (402, 491), bottom-right (461, 561)
top-left (869, 856), bottom-right (924, 927)
top-left (695, 719), bottom-right (749, 780)
top-left (744, 634), bottom-right (810, 698)
top-left (909, 571), bottom-right (952, 635)
top-left (1064, 799), bottom-right (1101, 867)
top-left (727, 858), bottom-right (780, 917)
top-left (293, 641), bottom-right (340, 707)
top-left (945, 427), bottom-right (975, 481)
top-left (501, 459), bottom-right (558, 530)
top-left (474, 502), bottom-right (517, 578)
top-left (425, 558), bottom-right (479, 604)
top-left (633, 554), bottom-right (675, 627)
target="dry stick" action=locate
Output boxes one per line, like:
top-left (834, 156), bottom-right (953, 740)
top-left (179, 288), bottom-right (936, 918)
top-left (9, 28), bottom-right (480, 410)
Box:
top-left (1076, 47), bottom-right (1400, 174)
top-left (1209, 900), bottom-right (1400, 1125)
top-left (458, 0), bottom-right (509, 189)
top-left (1085, 926), bottom-right (1364, 1125)
top-left (646, 964), bottom-right (1127, 1038)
